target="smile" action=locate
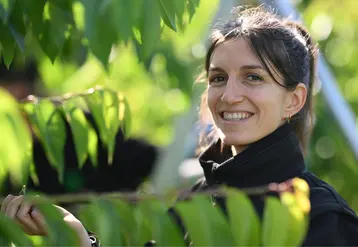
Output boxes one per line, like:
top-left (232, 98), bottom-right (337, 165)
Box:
top-left (221, 112), bottom-right (254, 121)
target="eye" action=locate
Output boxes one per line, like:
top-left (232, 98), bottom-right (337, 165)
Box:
top-left (244, 73), bottom-right (264, 85)
top-left (208, 75), bottom-right (226, 85)
top-left (246, 74), bottom-right (263, 81)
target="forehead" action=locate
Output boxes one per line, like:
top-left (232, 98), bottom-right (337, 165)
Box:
top-left (210, 38), bottom-right (262, 69)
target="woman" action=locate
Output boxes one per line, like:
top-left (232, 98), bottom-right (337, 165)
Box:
top-left (2, 6), bottom-right (358, 246)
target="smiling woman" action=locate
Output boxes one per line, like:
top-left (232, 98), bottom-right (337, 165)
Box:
top-left (2, 5), bottom-right (358, 247)
top-left (194, 5), bottom-right (358, 246)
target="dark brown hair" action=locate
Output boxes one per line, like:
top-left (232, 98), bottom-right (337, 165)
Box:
top-left (199, 6), bottom-right (318, 155)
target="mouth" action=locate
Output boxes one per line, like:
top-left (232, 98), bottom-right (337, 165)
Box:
top-left (220, 111), bottom-right (255, 122)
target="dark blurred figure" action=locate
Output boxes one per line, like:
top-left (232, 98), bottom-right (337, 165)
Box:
top-left (0, 60), bottom-right (38, 100)
top-left (0, 60), bottom-right (158, 196)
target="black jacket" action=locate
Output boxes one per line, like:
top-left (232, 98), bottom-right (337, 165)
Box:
top-left (184, 123), bottom-right (358, 246)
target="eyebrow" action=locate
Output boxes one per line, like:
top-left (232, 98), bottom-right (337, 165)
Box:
top-left (208, 65), bottom-right (267, 72)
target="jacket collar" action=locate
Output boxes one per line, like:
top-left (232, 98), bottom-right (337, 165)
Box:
top-left (198, 123), bottom-right (306, 188)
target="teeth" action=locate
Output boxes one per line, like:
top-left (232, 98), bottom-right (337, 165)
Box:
top-left (223, 112), bottom-right (252, 121)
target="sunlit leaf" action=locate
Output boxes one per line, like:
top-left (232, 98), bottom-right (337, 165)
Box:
top-left (158, 0), bottom-right (176, 31)
top-left (0, 89), bottom-right (32, 186)
top-left (262, 196), bottom-right (290, 246)
top-left (187, 0), bottom-right (200, 22)
top-left (281, 192), bottom-right (309, 246)
top-left (176, 195), bottom-right (216, 246)
top-left (23, 100), bottom-right (66, 183)
top-left (118, 93), bottom-right (131, 139)
top-left (226, 188), bottom-right (261, 246)
top-left (62, 101), bottom-right (89, 168)
top-left (84, 88), bottom-right (121, 164)
top-left (87, 122), bottom-right (98, 167)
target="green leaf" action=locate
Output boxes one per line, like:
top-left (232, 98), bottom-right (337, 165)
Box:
top-left (0, 214), bottom-right (32, 246)
top-left (157, 0), bottom-right (176, 31)
top-left (281, 192), bottom-right (309, 246)
top-left (138, 0), bottom-right (161, 59)
top-left (23, 0), bottom-right (46, 35)
top-left (262, 196), bottom-right (290, 246)
top-left (83, 0), bottom-right (116, 69)
top-left (80, 199), bottom-right (124, 246)
top-left (23, 100), bottom-right (66, 183)
top-left (34, 201), bottom-right (80, 246)
top-left (87, 122), bottom-right (98, 167)
top-left (134, 200), bottom-right (153, 245)
top-left (62, 101), bottom-right (89, 169)
top-left (226, 188), bottom-right (261, 246)
top-left (0, 89), bottom-right (32, 186)
top-left (176, 195), bottom-right (217, 246)
top-left (174, 0), bottom-right (185, 28)
top-left (7, 0), bottom-right (26, 52)
top-left (0, 23), bottom-right (15, 68)
top-left (187, 0), bottom-right (200, 22)
top-left (84, 89), bottom-right (121, 164)
top-left (144, 200), bottom-right (185, 246)
top-left (118, 93), bottom-right (131, 139)
top-left (0, 0), bottom-right (15, 24)
top-left (38, 1), bottom-right (71, 62)
top-left (110, 0), bottom-right (140, 43)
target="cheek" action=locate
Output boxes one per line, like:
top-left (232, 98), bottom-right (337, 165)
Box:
top-left (207, 88), bottom-right (221, 113)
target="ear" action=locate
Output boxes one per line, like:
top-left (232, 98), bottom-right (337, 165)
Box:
top-left (285, 83), bottom-right (307, 117)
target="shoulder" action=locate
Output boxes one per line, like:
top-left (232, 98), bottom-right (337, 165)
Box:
top-left (300, 172), bottom-right (358, 245)
top-left (300, 172), bottom-right (357, 218)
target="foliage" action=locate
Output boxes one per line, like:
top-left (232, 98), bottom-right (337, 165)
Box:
top-left (1, 0), bottom-right (355, 245)
top-left (0, 178), bottom-right (310, 246)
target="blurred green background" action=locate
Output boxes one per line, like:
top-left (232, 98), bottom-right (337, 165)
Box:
top-left (2, 0), bottom-right (358, 211)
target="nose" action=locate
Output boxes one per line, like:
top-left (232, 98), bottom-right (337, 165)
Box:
top-left (220, 76), bottom-right (245, 104)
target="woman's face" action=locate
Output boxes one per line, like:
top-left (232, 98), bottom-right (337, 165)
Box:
top-left (207, 38), bottom-right (297, 153)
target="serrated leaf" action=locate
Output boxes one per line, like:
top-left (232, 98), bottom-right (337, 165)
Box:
top-left (0, 214), bottom-right (32, 246)
top-left (157, 0), bottom-right (176, 31)
top-left (175, 195), bottom-right (216, 246)
top-left (226, 188), bottom-right (261, 246)
top-left (262, 196), bottom-right (290, 246)
top-left (62, 102), bottom-right (89, 169)
top-left (23, 100), bottom-right (66, 183)
top-left (138, 0), bottom-right (161, 59)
